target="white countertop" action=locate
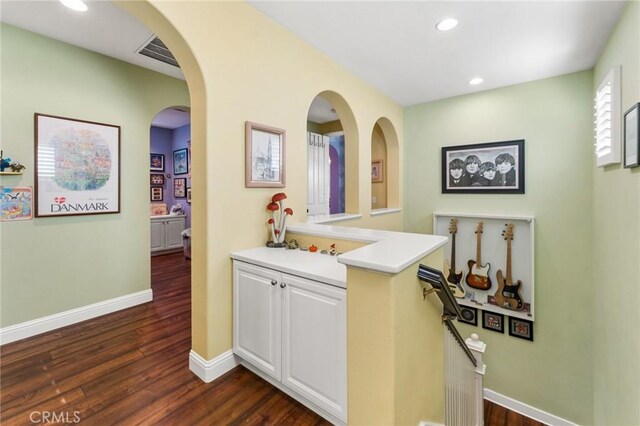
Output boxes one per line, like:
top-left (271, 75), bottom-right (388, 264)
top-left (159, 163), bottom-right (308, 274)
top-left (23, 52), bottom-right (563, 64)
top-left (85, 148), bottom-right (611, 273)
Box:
top-left (230, 247), bottom-right (347, 288)
top-left (150, 214), bottom-right (186, 219)
top-left (287, 223), bottom-right (448, 274)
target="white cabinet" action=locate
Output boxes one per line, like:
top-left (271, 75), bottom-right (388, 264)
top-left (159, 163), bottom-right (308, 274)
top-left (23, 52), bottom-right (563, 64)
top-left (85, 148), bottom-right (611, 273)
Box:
top-left (233, 260), bottom-right (347, 423)
top-left (150, 215), bottom-right (186, 253)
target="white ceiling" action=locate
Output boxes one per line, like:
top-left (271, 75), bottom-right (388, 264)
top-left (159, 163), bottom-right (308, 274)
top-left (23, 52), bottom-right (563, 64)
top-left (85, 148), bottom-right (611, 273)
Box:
top-left (1, 0), bottom-right (627, 109)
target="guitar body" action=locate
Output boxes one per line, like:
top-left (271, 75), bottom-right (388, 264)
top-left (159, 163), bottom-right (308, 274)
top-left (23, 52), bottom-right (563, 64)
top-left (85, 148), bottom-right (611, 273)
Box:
top-left (466, 259), bottom-right (492, 290)
top-left (444, 260), bottom-right (465, 298)
top-left (494, 269), bottom-right (524, 310)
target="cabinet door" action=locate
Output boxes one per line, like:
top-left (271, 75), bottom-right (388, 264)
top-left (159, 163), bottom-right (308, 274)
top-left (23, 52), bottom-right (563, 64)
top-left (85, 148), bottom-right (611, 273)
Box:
top-left (281, 274), bottom-right (347, 422)
top-left (165, 217), bottom-right (185, 249)
top-left (150, 219), bottom-right (165, 252)
top-left (233, 261), bottom-right (281, 380)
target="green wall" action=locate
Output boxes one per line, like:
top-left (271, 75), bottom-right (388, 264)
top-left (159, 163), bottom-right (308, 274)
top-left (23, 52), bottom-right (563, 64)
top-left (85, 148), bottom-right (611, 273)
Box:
top-left (0, 24), bottom-right (189, 326)
top-left (404, 70), bottom-right (595, 425)
top-left (592, 2), bottom-right (640, 424)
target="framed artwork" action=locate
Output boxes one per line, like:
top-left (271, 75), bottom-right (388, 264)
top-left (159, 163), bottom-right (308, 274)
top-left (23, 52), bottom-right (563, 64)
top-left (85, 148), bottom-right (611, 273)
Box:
top-left (482, 311), bottom-right (504, 333)
top-left (150, 187), bottom-right (163, 201)
top-left (150, 153), bottom-right (165, 171)
top-left (623, 103), bottom-right (639, 168)
top-left (186, 187), bottom-right (192, 204)
top-left (173, 148), bottom-right (189, 175)
top-left (245, 121), bottom-right (286, 188)
top-left (150, 174), bottom-right (165, 186)
top-left (371, 160), bottom-right (383, 183)
top-left (35, 113), bottom-right (120, 217)
top-left (1, 186), bottom-right (33, 221)
top-left (509, 317), bottom-right (534, 341)
top-left (442, 139), bottom-right (525, 194)
top-left (174, 178), bottom-right (187, 198)
top-left (458, 306), bottom-right (478, 326)
top-left (150, 203), bottom-right (167, 216)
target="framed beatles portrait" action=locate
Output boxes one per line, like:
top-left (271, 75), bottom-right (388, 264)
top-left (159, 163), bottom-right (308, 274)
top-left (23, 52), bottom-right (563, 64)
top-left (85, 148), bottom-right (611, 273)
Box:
top-left (442, 139), bottom-right (525, 194)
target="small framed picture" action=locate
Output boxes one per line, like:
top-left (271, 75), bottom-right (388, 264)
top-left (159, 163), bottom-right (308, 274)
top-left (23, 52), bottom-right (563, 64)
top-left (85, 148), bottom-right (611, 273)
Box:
top-left (150, 187), bottom-right (163, 201)
top-left (150, 174), bottom-right (165, 186)
top-left (482, 311), bottom-right (504, 333)
top-left (508, 317), bottom-right (534, 341)
top-left (150, 153), bottom-right (165, 171)
top-left (371, 160), bottom-right (383, 183)
top-left (186, 187), bottom-right (192, 204)
top-left (458, 306), bottom-right (478, 326)
top-left (623, 103), bottom-right (639, 168)
top-left (173, 148), bottom-right (189, 175)
top-left (245, 121), bottom-right (286, 188)
top-left (174, 178), bottom-right (187, 198)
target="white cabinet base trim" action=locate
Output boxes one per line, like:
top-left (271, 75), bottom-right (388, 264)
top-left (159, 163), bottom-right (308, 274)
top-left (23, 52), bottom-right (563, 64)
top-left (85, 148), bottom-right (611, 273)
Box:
top-left (189, 349), bottom-right (239, 383)
top-left (0, 289), bottom-right (152, 345)
top-left (239, 359), bottom-right (345, 426)
top-left (484, 389), bottom-right (578, 426)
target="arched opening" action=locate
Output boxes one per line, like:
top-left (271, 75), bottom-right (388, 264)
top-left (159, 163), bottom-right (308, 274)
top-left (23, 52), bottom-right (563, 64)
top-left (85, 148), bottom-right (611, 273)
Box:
top-left (150, 106), bottom-right (192, 258)
top-left (306, 91), bottom-right (359, 219)
top-left (372, 117), bottom-right (400, 211)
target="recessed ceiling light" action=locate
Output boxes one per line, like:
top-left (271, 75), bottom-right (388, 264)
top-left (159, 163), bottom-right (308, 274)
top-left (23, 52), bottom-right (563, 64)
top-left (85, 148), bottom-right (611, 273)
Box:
top-left (60, 0), bottom-right (88, 12)
top-left (469, 77), bottom-right (484, 86)
top-left (436, 18), bottom-right (458, 32)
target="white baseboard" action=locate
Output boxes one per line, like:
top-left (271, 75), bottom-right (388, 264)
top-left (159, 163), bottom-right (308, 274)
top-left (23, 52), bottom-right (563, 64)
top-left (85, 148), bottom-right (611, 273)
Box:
top-left (189, 349), bottom-right (239, 383)
top-left (484, 388), bottom-right (578, 426)
top-left (0, 289), bottom-right (153, 345)
top-left (418, 422), bottom-right (444, 426)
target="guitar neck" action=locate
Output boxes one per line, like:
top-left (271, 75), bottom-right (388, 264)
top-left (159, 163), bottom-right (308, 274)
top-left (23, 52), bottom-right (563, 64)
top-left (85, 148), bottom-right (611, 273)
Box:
top-left (506, 239), bottom-right (512, 283)
top-left (476, 232), bottom-right (482, 265)
top-left (451, 233), bottom-right (457, 271)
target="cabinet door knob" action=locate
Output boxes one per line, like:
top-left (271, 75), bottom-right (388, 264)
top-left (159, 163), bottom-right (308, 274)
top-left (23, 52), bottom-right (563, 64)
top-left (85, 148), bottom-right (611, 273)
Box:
top-left (280, 282), bottom-right (286, 288)
top-left (271, 279), bottom-right (277, 286)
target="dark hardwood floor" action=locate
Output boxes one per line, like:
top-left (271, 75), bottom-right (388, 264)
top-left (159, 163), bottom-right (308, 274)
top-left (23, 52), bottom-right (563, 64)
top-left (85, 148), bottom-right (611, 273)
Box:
top-left (1, 252), bottom-right (542, 425)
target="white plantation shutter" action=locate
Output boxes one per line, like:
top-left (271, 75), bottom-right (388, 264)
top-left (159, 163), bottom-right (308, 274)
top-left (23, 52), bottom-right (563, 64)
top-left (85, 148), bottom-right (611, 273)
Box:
top-left (594, 67), bottom-right (621, 167)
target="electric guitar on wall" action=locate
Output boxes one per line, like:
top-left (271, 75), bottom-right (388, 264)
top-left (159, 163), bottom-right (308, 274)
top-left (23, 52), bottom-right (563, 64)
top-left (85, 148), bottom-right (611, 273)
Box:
top-left (466, 222), bottom-right (492, 290)
top-left (494, 224), bottom-right (524, 310)
top-left (444, 218), bottom-right (465, 299)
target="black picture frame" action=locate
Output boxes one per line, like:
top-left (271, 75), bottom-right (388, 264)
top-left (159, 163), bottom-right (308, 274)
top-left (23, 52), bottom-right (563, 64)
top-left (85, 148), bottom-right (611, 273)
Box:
top-left (186, 187), bottom-right (192, 204)
top-left (150, 153), bottom-right (165, 171)
top-left (442, 139), bottom-right (525, 194)
top-left (623, 103), bottom-right (639, 168)
top-left (150, 187), bottom-right (163, 201)
top-left (173, 148), bottom-right (189, 175)
top-left (150, 173), bottom-right (165, 186)
top-left (458, 306), bottom-right (478, 326)
top-left (508, 317), bottom-right (534, 341)
top-left (174, 178), bottom-right (187, 198)
top-left (482, 311), bottom-right (504, 333)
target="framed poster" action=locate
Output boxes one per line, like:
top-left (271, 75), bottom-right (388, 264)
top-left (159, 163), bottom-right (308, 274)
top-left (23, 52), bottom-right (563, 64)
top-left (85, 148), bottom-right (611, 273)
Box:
top-left (150, 187), bottom-right (163, 201)
top-left (186, 187), bottom-right (192, 204)
top-left (245, 121), bottom-right (286, 188)
top-left (624, 103), bottom-right (639, 168)
top-left (173, 148), bottom-right (188, 175)
top-left (150, 153), bottom-right (165, 171)
top-left (442, 139), bottom-right (525, 194)
top-left (509, 317), bottom-right (534, 341)
top-left (35, 113), bottom-right (120, 217)
top-left (482, 311), bottom-right (504, 333)
top-left (174, 178), bottom-right (187, 198)
top-left (1, 186), bottom-right (33, 221)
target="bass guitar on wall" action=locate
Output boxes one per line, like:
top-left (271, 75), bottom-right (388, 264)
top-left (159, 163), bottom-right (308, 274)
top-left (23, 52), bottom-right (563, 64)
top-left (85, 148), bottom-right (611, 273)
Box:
top-left (466, 222), bottom-right (492, 290)
top-left (444, 218), bottom-right (465, 299)
top-left (494, 223), bottom-right (524, 310)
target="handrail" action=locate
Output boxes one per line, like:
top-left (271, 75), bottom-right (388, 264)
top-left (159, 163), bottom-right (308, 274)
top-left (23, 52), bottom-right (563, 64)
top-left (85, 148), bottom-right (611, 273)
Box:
top-left (417, 264), bottom-right (477, 367)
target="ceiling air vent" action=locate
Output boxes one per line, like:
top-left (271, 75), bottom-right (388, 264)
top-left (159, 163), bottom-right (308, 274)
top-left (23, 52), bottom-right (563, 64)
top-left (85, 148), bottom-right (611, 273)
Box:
top-left (138, 36), bottom-right (179, 68)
